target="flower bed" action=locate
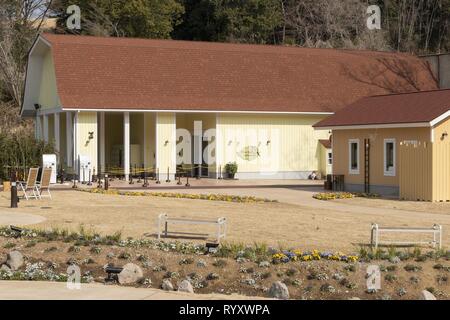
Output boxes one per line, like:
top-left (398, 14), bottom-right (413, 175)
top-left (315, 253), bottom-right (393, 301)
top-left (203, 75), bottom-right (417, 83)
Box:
top-left (272, 249), bottom-right (359, 264)
top-left (79, 188), bottom-right (277, 203)
top-left (313, 192), bottom-right (380, 201)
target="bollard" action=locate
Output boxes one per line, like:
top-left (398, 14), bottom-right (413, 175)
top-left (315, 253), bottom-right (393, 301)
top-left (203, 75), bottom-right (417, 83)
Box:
top-left (61, 168), bottom-right (65, 184)
top-left (156, 168), bottom-right (161, 184)
top-left (10, 181), bottom-right (18, 208)
top-left (177, 173), bottom-right (182, 185)
top-left (129, 165), bottom-right (134, 184)
top-left (97, 173), bottom-right (103, 189)
top-left (143, 168), bottom-right (149, 187)
top-left (92, 167), bottom-right (97, 183)
top-left (185, 175), bottom-right (190, 187)
top-left (104, 174), bottom-right (109, 190)
top-left (87, 169), bottom-right (92, 186)
top-left (166, 166), bottom-right (171, 183)
top-left (218, 165), bottom-right (223, 180)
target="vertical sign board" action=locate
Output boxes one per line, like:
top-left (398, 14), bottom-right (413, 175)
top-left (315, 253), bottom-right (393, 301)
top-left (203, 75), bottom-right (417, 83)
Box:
top-left (79, 155), bottom-right (91, 183)
top-left (42, 154), bottom-right (57, 184)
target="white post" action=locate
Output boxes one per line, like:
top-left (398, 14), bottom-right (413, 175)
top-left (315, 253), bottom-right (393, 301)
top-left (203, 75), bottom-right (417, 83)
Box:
top-left (124, 112), bottom-right (130, 181)
top-left (66, 112), bottom-right (73, 167)
top-left (54, 113), bottom-right (60, 153)
top-left (99, 112), bottom-right (106, 172)
top-left (43, 114), bottom-right (49, 143)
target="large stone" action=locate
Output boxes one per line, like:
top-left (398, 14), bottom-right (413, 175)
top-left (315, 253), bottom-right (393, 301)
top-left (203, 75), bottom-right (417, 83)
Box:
top-left (268, 281), bottom-right (289, 300)
top-left (420, 290), bottom-right (437, 300)
top-left (6, 251), bottom-right (23, 271)
top-left (178, 280), bottom-right (194, 293)
top-left (0, 264), bottom-right (11, 273)
top-left (162, 279), bottom-right (174, 291)
top-left (117, 263), bottom-right (143, 285)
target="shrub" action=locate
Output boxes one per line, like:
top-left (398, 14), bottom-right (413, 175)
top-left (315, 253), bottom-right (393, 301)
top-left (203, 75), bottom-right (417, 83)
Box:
top-left (224, 162), bottom-right (238, 175)
top-left (0, 131), bottom-right (56, 181)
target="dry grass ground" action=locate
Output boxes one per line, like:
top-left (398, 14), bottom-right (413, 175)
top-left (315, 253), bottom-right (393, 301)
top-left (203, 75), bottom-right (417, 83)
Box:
top-left (1, 189), bottom-right (449, 252)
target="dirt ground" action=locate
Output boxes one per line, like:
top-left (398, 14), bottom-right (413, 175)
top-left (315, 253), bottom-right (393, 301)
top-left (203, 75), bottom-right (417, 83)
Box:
top-left (1, 188), bottom-right (449, 252)
top-left (0, 237), bottom-right (448, 300)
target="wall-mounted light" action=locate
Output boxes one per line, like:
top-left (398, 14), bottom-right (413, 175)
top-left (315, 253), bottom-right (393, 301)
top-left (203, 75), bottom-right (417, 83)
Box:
top-left (266, 140), bottom-right (271, 145)
top-left (34, 104), bottom-right (41, 110)
top-left (441, 132), bottom-right (448, 140)
top-left (164, 140), bottom-right (169, 146)
top-left (88, 131), bottom-right (94, 140)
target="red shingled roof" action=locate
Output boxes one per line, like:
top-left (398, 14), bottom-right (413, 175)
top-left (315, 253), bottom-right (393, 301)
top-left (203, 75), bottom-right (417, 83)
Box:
top-left (314, 89), bottom-right (450, 128)
top-left (41, 33), bottom-right (438, 113)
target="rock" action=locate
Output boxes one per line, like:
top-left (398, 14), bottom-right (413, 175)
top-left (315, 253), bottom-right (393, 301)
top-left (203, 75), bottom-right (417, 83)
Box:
top-left (332, 273), bottom-right (344, 281)
top-left (162, 279), bottom-right (174, 291)
top-left (389, 256), bottom-right (401, 264)
top-left (258, 261), bottom-right (271, 268)
top-left (178, 280), bottom-right (194, 293)
top-left (118, 263), bottom-right (143, 285)
top-left (6, 251), bottom-right (23, 271)
top-left (196, 259), bottom-right (207, 268)
top-left (397, 288), bottom-right (407, 297)
top-left (268, 281), bottom-right (289, 300)
top-left (0, 264), bottom-right (11, 273)
top-left (420, 290), bottom-right (437, 300)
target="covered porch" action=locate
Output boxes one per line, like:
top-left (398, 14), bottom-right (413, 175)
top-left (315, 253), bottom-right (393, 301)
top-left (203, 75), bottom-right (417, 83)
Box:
top-left (36, 110), bottom-right (219, 182)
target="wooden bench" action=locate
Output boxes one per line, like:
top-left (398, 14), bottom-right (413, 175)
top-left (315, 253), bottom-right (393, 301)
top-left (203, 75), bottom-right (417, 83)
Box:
top-left (157, 213), bottom-right (227, 243)
top-left (371, 223), bottom-right (442, 249)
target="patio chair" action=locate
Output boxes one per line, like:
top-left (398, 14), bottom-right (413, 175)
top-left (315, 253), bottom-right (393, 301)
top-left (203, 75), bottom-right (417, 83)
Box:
top-left (37, 167), bottom-right (52, 199)
top-left (17, 167), bottom-right (40, 200)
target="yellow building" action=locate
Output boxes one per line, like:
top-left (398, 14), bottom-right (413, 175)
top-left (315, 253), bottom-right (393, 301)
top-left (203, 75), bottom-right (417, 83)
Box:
top-left (21, 34), bottom-right (437, 181)
top-left (314, 89), bottom-right (450, 201)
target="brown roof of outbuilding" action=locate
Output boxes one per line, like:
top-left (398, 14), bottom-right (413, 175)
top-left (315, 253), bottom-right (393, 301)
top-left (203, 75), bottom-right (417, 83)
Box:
top-left (314, 89), bottom-right (450, 128)
top-left (41, 33), bottom-right (438, 113)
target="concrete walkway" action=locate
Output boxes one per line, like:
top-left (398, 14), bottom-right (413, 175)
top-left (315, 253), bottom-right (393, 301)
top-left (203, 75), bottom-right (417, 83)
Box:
top-left (0, 281), bottom-right (259, 300)
top-left (0, 211), bottom-right (46, 226)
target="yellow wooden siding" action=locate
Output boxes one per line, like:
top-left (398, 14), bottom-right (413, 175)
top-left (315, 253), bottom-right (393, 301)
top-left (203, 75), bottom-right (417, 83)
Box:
top-left (76, 112), bottom-right (98, 171)
top-left (38, 51), bottom-right (59, 109)
top-left (399, 142), bottom-right (433, 201)
top-left (432, 142), bottom-right (450, 201)
top-left (176, 113), bottom-right (216, 174)
top-left (216, 114), bottom-right (329, 173)
top-left (433, 117), bottom-right (450, 143)
top-left (156, 113), bottom-right (176, 176)
top-left (332, 128), bottom-right (431, 186)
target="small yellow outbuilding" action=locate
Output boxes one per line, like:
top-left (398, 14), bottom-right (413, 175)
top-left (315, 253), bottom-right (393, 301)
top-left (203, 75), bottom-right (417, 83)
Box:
top-left (314, 89), bottom-right (450, 201)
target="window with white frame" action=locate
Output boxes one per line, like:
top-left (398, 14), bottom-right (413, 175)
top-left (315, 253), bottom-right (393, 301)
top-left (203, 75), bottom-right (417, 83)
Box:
top-left (384, 139), bottom-right (396, 176)
top-left (327, 151), bottom-right (332, 165)
top-left (348, 139), bottom-right (359, 174)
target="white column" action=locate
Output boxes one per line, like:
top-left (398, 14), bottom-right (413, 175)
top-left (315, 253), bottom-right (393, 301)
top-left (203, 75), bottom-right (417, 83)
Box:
top-left (43, 114), bottom-right (49, 143)
top-left (124, 112), bottom-right (130, 180)
top-left (54, 113), bottom-right (60, 153)
top-left (143, 114), bottom-right (147, 168)
top-left (73, 112), bottom-right (78, 177)
top-left (99, 112), bottom-right (106, 172)
top-left (66, 112), bottom-right (73, 167)
top-left (35, 115), bottom-right (42, 140)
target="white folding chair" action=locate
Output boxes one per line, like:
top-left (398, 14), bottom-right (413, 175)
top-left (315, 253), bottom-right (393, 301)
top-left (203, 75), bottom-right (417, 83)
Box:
top-left (17, 168), bottom-right (40, 200)
top-left (37, 167), bottom-right (52, 199)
